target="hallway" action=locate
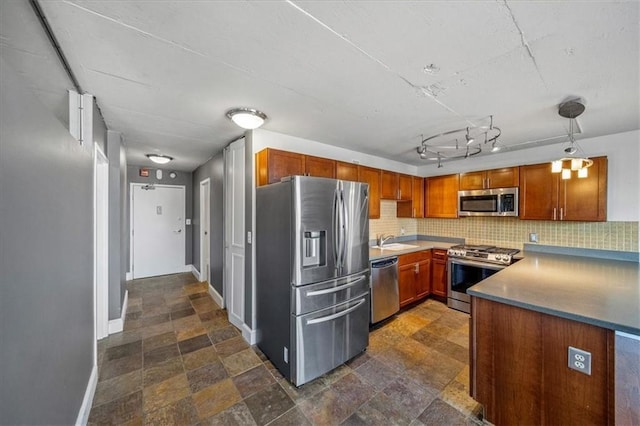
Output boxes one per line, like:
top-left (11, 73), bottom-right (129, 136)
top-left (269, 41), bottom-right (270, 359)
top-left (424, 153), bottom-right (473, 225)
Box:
top-left (89, 273), bottom-right (482, 425)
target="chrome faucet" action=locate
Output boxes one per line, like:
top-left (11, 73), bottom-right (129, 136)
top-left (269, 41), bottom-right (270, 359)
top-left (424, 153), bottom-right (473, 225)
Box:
top-left (376, 233), bottom-right (395, 247)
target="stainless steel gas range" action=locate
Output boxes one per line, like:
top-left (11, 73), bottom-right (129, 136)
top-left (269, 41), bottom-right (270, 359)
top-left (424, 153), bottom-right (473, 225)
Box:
top-left (447, 244), bottom-right (520, 313)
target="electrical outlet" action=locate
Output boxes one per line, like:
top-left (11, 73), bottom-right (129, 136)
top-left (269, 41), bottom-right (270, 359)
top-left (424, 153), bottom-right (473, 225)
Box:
top-left (529, 232), bottom-right (538, 243)
top-left (568, 346), bottom-right (591, 375)
top-left (401, 227), bottom-right (405, 235)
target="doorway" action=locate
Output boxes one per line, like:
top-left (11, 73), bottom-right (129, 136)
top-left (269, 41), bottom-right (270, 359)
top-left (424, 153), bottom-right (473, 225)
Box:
top-left (130, 184), bottom-right (186, 279)
top-left (94, 144), bottom-right (109, 342)
top-left (200, 178), bottom-right (211, 284)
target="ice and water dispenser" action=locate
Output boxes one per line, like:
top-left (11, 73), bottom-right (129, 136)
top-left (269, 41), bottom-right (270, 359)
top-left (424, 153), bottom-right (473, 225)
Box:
top-left (303, 231), bottom-right (325, 267)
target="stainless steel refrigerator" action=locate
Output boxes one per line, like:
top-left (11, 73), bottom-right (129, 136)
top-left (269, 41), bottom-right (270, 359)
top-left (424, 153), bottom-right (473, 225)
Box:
top-left (256, 176), bottom-right (370, 386)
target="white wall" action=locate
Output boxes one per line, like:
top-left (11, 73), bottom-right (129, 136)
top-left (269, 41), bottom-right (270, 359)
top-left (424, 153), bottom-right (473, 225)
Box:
top-left (253, 128), bottom-right (639, 222)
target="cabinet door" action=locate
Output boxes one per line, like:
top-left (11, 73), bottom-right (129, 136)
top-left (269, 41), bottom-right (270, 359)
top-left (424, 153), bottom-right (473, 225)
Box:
top-left (431, 257), bottom-right (447, 298)
top-left (357, 166), bottom-right (381, 219)
top-left (256, 148), bottom-right (304, 186)
top-left (398, 174), bottom-right (412, 201)
top-left (398, 263), bottom-right (417, 307)
top-left (425, 174), bottom-right (459, 218)
top-left (459, 171), bottom-right (486, 190)
top-left (487, 167), bottom-right (519, 188)
top-left (381, 170), bottom-right (399, 200)
top-left (560, 156), bottom-right (607, 221)
top-left (305, 155), bottom-right (335, 179)
top-left (415, 259), bottom-right (431, 299)
top-left (398, 176), bottom-right (424, 218)
top-left (336, 161), bottom-right (359, 182)
top-left (519, 163), bottom-right (559, 220)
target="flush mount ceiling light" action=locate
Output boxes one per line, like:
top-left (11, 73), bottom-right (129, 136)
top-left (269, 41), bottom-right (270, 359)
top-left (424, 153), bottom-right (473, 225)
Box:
top-left (550, 99), bottom-right (592, 179)
top-left (416, 115), bottom-right (501, 164)
top-left (226, 107), bottom-right (268, 130)
top-left (146, 154), bottom-right (173, 164)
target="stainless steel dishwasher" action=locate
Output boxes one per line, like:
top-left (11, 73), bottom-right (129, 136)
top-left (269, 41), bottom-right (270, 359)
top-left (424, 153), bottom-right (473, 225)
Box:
top-left (370, 257), bottom-right (399, 323)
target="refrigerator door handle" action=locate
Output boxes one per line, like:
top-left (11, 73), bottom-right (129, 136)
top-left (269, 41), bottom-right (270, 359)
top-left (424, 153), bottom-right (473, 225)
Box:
top-left (339, 188), bottom-right (348, 268)
top-left (333, 189), bottom-right (341, 271)
top-left (305, 275), bottom-right (367, 296)
top-left (305, 298), bottom-right (366, 325)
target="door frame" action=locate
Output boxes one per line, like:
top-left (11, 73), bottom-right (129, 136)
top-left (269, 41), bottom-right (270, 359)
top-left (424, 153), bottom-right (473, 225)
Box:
top-left (129, 183), bottom-right (186, 279)
top-left (199, 178), bottom-right (211, 284)
top-left (93, 144), bottom-right (109, 344)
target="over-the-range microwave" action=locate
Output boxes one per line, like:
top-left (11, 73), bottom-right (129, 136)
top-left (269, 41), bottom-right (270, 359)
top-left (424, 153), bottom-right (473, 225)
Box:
top-left (458, 187), bottom-right (519, 217)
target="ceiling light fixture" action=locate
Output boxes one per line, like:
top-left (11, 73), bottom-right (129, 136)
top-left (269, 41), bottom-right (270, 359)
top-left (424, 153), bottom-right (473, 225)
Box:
top-left (416, 115), bottom-right (501, 164)
top-left (226, 107), bottom-right (267, 130)
top-left (550, 99), bottom-right (592, 179)
top-left (146, 154), bottom-right (173, 164)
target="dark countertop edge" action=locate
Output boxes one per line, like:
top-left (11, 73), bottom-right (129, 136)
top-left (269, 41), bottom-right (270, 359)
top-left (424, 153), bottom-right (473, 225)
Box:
top-left (369, 238), bottom-right (459, 260)
top-left (524, 243), bottom-right (639, 263)
top-left (468, 289), bottom-right (640, 335)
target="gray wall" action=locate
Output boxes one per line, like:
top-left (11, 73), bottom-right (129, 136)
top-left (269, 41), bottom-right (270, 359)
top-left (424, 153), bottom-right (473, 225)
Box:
top-left (107, 131), bottom-right (128, 319)
top-left (127, 166), bottom-right (193, 267)
top-left (192, 153), bottom-right (225, 294)
top-left (92, 99), bottom-right (106, 153)
top-left (0, 57), bottom-right (94, 424)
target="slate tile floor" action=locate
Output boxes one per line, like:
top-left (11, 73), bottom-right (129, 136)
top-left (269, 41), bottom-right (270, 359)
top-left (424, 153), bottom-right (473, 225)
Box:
top-left (89, 273), bottom-right (482, 425)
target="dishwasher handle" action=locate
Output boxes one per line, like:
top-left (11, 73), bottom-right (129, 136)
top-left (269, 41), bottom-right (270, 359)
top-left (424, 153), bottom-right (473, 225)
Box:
top-left (371, 257), bottom-right (398, 269)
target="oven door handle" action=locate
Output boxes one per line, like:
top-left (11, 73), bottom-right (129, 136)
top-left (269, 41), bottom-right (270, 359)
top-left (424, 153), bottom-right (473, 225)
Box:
top-left (449, 258), bottom-right (506, 270)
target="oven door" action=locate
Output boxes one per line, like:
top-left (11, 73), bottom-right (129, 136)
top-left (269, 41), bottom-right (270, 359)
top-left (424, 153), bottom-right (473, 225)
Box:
top-left (447, 258), bottom-right (505, 312)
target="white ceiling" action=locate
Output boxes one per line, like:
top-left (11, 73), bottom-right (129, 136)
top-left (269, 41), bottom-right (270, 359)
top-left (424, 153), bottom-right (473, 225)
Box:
top-left (2, 1), bottom-right (638, 171)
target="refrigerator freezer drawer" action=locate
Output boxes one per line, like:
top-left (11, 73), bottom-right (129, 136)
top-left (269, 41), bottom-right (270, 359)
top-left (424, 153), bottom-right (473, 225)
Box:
top-left (293, 294), bottom-right (369, 386)
top-left (293, 271), bottom-right (370, 315)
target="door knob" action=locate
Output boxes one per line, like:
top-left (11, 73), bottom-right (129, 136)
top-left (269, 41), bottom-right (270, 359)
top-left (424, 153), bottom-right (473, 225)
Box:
top-left (175, 229), bottom-right (182, 233)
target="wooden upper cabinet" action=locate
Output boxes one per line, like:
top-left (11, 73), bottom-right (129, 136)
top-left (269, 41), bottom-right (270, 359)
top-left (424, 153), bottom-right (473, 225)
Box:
top-left (381, 171), bottom-right (399, 200)
top-left (520, 157), bottom-right (607, 221)
top-left (305, 155), bottom-right (335, 179)
top-left (256, 148), bottom-right (304, 186)
top-left (357, 166), bottom-right (381, 219)
top-left (336, 161), bottom-right (359, 182)
top-left (397, 176), bottom-right (424, 218)
top-left (459, 167), bottom-right (519, 190)
top-left (425, 174), bottom-right (459, 218)
top-left (561, 156), bottom-right (607, 221)
top-left (398, 174), bottom-right (412, 201)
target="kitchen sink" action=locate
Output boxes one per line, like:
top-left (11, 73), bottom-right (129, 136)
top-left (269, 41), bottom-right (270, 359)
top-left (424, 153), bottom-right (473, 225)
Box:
top-left (372, 243), bottom-right (418, 251)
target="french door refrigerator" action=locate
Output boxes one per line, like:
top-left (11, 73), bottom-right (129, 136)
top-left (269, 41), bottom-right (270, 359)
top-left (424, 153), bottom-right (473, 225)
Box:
top-left (256, 176), bottom-right (370, 386)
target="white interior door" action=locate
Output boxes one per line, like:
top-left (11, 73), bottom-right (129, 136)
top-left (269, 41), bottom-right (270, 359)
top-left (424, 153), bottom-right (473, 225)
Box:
top-left (224, 139), bottom-right (245, 330)
top-left (200, 178), bottom-right (211, 284)
top-left (131, 184), bottom-right (186, 279)
top-left (94, 145), bottom-right (109, 341)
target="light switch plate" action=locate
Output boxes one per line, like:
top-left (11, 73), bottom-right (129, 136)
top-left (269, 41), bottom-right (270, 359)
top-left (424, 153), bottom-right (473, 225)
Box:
top-left (529, 233), bottom-right (538, 243)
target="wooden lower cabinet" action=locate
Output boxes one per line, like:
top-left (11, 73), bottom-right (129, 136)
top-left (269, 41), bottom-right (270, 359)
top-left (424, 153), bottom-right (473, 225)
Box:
top-left (398, 251), bottom-right (431, 307)
top-left (471, 297), bottom-right (614, 425)
top-left (431, 249), bottom-right (448, 298)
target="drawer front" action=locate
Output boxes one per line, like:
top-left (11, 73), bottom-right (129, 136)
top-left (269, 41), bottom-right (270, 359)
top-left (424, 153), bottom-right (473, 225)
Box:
top-left (432, 249), bottom-right (448, 259)
top-left (293, 272), bottom-right (370, 315)
top-left (399, 250), bottom-right (431, 266)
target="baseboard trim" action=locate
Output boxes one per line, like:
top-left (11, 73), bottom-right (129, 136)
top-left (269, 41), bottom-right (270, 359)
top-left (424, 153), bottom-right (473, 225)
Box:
top-left (182, 264), bottom-right (192, 273)
top-left (242, 324), bottom-right (257, 345)
top-left (125, 271), bottom-right (132, 281)
top-left (108, 290), bottom-right (128, 334)
top-left (191, 265), bottom-right (201, 281)
top-left (75, 363), bottom-right (97, 426)
top-left (208, 284), bottom-right (224, 309)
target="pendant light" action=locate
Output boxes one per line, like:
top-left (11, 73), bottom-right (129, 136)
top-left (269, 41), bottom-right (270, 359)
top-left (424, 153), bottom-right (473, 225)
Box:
top-left (550, 99), bottom-right (592, 179)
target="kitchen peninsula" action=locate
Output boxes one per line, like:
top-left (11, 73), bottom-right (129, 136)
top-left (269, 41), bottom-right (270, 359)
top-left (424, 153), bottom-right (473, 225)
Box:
top-left (468, 249), bottom-right (640, 425)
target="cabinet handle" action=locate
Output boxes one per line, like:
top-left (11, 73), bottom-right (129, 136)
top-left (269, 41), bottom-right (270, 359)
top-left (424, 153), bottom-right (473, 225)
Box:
top-left (560, 207), bottom-right (564, 220)
top-left (414, 263), bottom-right (419, 274)
top-left (553, 207), bottom-right (557, 221)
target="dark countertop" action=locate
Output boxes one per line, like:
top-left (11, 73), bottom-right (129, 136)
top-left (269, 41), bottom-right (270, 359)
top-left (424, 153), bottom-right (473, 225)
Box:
top-left (468, 252), bottom-right (640, 334)
top-left (369, 240), bottom-right (457, 261)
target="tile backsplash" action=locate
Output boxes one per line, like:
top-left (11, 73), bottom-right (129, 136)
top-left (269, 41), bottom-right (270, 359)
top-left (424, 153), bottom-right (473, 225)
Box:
top-left (370, 201), bottom-right (639, 252)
